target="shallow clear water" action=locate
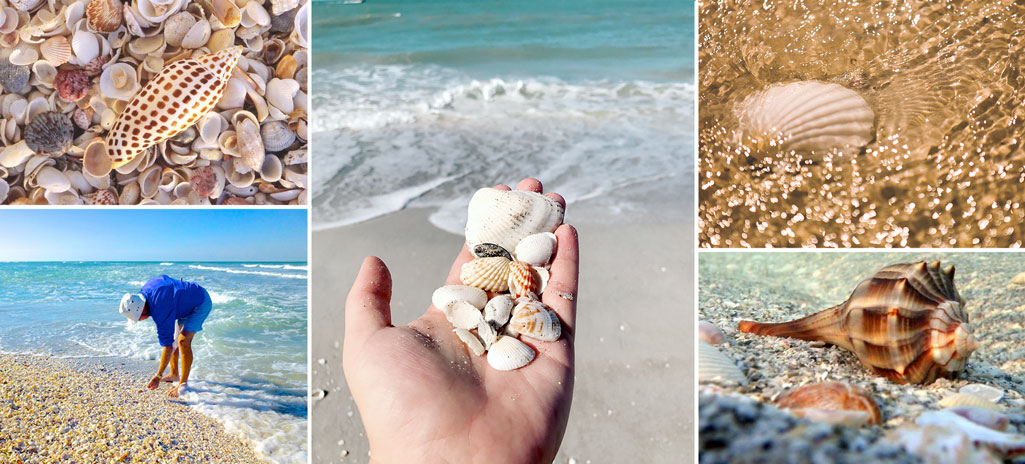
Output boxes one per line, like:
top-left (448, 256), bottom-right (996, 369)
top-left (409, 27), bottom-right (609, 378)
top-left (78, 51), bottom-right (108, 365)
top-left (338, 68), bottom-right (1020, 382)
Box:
top-left (0, 262), bottom-right (308, 464)
top-left (312, 0), bottom-right (695, 231)
top-left (699, 0), bottom-right (1025, 248)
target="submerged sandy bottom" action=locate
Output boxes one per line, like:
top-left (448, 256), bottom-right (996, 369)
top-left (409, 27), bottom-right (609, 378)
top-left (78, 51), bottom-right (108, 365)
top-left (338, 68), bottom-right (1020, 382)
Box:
top-left (699, 0), bottom-right (1025, 248)
top-left (0, 354), bottom-right (263, 463)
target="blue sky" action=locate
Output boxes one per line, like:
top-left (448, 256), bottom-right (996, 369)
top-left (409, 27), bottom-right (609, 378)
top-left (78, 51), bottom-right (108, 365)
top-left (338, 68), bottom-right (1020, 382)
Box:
top-left (0, 210), bottom-right (307, 262)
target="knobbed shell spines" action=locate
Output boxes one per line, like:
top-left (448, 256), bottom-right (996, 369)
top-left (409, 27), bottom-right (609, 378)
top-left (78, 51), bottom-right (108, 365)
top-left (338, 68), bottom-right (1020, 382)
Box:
top-left (105, 47), bottom-right (243, 169)
top-left (739, 261), bottom-right (977, 384)
top-left (460, 256), bottom-right (512, 293)
top-left (735, 80), bottom-right (875, 155)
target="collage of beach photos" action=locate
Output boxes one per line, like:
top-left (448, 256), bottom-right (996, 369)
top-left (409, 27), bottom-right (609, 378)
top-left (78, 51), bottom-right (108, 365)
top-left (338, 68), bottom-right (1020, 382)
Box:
top-left (2, 0), bottom-right (1025, 463)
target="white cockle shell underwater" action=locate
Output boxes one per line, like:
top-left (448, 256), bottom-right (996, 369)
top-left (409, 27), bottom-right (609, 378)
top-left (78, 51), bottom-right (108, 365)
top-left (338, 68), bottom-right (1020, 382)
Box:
top-left (486, 335), bottom-right (536, 371)
top-left (464, 188), bottom-right (564, 253)
top-left (734, 80), bottom-right (875, 155)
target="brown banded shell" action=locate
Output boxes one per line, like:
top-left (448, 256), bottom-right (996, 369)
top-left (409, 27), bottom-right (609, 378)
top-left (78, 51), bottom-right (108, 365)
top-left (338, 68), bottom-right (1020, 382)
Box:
top-left (507, 260), bottom-right (539, 299)
top-left (86, 0), bottom-right (124, 33)
top-left (509, 299), bottom-right (561, 342)
top-left (25, 112), bottom-right (73, 156)
top-left (777, 382), bottom-right (882, 426)
top-left (739, 261), bottom-right (977, 384)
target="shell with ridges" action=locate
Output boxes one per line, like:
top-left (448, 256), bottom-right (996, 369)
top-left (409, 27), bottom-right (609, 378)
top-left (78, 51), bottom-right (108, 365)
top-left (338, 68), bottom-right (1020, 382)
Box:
top-left (105, 46), bottom-right (242, 169)
top-left (509, 299), bottom-right (561, 342)
top-left (24, 111), bottom-right (73, 156)
top-left (40, 36), bottom-right (72, 66)
top-left (940, 393), bottom-right (1003, 412)
top-left (454, 328), bottom-right (485, 356)
top-left (86, 0), bottom-right (123, 32)
top-left (698, 341), bottom-right (748, 385)
top-left (236, 113), bottom-right (265, 172)
top-left (487, 336), bottom-right (535, 371)
top-left (738, 261), bottom-right (976, 384)
top-left (777, 382), bottom-right (882, 426)
top-left (460, 256), bottom-right (511, 292)
top-left (735, 81), bottom-right (875, 155)
top-left (472, 243), bottom-right (512, 261)
top-left (961, 384), bottom-right (1004, 403)
top-left (465, 188), bottom-right (564, 252)
top-left (507, 260), bottom-right (538, 299)
top-left (432, 285), bottom-right (487, 311)
top-left (54, 68), bottom-right (90, 102)
top-left (261, 120), bottom-right (296, 152)
top-left (86, 189), bottom-right (118, 205)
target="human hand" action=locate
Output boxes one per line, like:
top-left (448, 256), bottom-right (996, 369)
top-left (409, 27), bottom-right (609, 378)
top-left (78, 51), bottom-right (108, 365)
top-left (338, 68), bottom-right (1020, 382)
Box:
top-left (146, 375), bottom-right (160, 390)
top-left (343, 178), bottom-right (578, 463)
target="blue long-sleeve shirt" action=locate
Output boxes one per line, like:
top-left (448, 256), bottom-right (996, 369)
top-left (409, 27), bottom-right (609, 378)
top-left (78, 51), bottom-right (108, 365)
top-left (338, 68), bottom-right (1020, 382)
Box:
top-left (140, 275), bottom-right (206, 347)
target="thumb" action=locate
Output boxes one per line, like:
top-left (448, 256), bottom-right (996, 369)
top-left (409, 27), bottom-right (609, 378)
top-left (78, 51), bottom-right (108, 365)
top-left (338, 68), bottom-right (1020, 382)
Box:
top-left (345, 256), bottom-right (393, 343)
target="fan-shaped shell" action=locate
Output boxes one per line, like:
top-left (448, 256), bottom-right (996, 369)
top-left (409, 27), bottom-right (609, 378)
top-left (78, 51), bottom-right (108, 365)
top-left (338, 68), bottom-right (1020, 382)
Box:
top-left (105, 47), bottom-right (242, 169)
top-left (40, 36), bottom-right (72, 66)
top-left (261, 120), bottom-right (296, 152)
top-left (735, 81), bottom-right (875, 155)
top-left (236, 115), bottom-right (265, 172)
top-left (698, 341), bottom-right (748, 386)
top-left (940, 393), bottom-right (1002, 412)
top-left (507, 260), bottom-right (538, 299)
top-left (487, 336), bottom-right (535, 371)
top-left (460, 256), bottom-right (511, 292)
top-left (777, 382), bottom-right (882, 426)
top-left (86, 0), bottom-right (123, 32)
top-left (432, 285), bottom-right (487, 311)
top-left (86, 189), bottom-right (118, 205)
top-left (739, 261), bottom-right (977, 384)
top-left (465, 188), bottom-right (564, 252)
top-left (509, 299), bottom-right (561, 342)
top-left (515, 232), bottom-right (557, 267)
top-left (54, 68), bottom-right (90, 102)
top-left (24, 111), bottom-right (73, 156)
top-left (0, 57), bottom-right (30, 94)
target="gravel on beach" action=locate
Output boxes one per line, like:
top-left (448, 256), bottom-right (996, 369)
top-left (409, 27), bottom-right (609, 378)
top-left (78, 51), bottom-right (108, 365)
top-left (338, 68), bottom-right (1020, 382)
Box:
top-left (0, 354), bottom-right (264, 464)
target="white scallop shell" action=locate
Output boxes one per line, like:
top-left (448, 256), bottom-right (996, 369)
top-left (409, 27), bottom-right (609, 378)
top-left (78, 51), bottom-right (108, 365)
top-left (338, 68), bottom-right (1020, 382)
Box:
top-left (483, 295), bottom-right (514, 327)
top-left (454, 328), bottom-right (484, 356)
top-left (465, 188), bottom-right (565, 252)
top-left (514, 232), bottom-right (557, 267)
top-left (40, 36), bottom-right (72, 66)
top-left (99, 63), bottom-right (140, 101)
top-left (445, 300), bottom-right (483, 330)
top-left (487, 336), bottom-right (535, 371)
top-left (735, 81), bottom-right (875, 155)
top-left (261, 120), bottom-right (296, 152)
top-left (509, 300), bottom-right (561, 342)
top-left (698, 341), bottom-right (748, 385)
top-left (432, 285), bottom-right (487, 311)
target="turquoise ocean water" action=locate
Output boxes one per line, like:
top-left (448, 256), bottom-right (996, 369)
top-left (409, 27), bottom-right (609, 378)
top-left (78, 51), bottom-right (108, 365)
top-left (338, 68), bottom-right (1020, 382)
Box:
top-left (0, 261), bottom-right (308, 464)
top-left (312, 0), bottom-right (695, 230)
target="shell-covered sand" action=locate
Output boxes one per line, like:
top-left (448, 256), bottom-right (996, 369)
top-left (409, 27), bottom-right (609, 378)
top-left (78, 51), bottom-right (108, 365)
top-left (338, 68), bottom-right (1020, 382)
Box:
top-left (0, 354), bottom-right (264, 463)
top-left (698, 252), bottom-right (1025, 462)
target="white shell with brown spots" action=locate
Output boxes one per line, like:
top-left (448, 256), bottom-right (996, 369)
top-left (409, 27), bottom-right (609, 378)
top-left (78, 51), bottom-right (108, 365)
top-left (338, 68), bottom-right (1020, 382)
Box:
top-left (106, 46), bottom-right (242, 169)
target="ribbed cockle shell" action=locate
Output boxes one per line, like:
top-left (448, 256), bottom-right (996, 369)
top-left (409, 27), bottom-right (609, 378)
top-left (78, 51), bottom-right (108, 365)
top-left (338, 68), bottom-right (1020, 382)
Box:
top-left (777, 382), bottom-right (882, 426)
top-left (739, 261), bottom-right (977, 384)
top-left (105, 47), bottom-right (243, 170)
top-left (460, 256), bottom-right (511, 292)
top-left (509, 299), bottom-right (561, 342)
top-left (507, 260), bottom-right (538, 299)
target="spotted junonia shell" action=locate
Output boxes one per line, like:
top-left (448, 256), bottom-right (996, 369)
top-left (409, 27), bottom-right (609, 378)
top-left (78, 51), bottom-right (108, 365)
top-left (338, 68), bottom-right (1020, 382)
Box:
top-left (106, 46), bottom-right (242, 169)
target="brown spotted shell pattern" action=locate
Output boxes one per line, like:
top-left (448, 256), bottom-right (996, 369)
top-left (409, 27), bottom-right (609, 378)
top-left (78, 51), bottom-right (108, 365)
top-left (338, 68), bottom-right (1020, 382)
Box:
top-left (738, 261), bottom-right (978, 384)
top-left (105, 47), bottom-right (243, 169)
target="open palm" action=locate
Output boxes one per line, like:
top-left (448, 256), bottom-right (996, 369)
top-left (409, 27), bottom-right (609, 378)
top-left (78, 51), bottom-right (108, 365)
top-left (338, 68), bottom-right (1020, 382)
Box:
top-left (343, 179), bottom-right (577, 463)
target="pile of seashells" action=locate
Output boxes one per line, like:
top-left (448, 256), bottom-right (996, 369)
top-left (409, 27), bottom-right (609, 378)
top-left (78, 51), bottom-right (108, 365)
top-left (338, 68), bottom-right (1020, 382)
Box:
top-left (0, 0), bottom-right (308, 205)
top-left (431, 187), bottom-right (565, 371)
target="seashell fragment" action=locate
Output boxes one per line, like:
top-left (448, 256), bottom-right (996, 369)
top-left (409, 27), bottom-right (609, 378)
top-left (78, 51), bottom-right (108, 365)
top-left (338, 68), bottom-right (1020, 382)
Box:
top-left (432, 285), bottom-right (487, 312)
top-left (887, 425), bottom-right (1003, 464)
top-left (487, 336), bottom-right (535, 371)
top-left (460, 256), bottom-right (512, 292)
top-left (509, 300), bottom-right (561, 342)
top-left (477, 319), bottom-right (498, 350)
top-left (915, 409), bottom-right (1025, 457)
top-left (777, 382), bottom-right (882, 426)
top-left (472, 243), bottom-right (513, 261)
top-left (445, 301), bottom-right (483, 330)
top-left (515, 232), bottom-right (557, 267)
top-left (960, 384), bottom-right (1004, 403)
top-left (947, 407), bottom-right (1010, 432)
top-left (86, 0), bottom-right (123, 33)
top-left (0, 58), bottom-right (30, 94)
top-left (270, 0), bottom-right (299, 16)
top-left (99, 63), bottom-right (141, 102)
top-left (507, 260), bottom-right (538, 299)
top-left (465, 188), bottom-right (564, 252)
top-left (738, 261), bottom-right (977, 384)
top-left (85, 190), bottom-right (118, 205)
top-left (106, 47), bottom-right (243, 169)
top-left (698, 341), bottom-right (748, 385)
top-left (940, 393), bottom-right (1003, 412)
top-left (189, 166), bottom-right (224, 198)
top-left (735, 81), bottom-right (875, 155)
top-left (236, 116), bottom-right (265, 172)
top-left (483, 295), bottom-right (514, 327)
top-left (698, 321), bottom-right (725, 345)
top-left (24, 112), bottom-right (73, 156)
top-left (454, 328), bottom-right (485, 356)
top-left (54, 68), bottom-right (91, 102)
top-left (163, 12), bottom-right (196, 48)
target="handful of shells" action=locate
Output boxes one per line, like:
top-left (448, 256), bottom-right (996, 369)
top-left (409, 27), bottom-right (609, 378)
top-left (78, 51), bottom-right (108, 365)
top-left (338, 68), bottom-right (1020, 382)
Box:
top-left (0, 0), bottom-right (308, 205)
top-left (432, 187), bottom-right (566, 371)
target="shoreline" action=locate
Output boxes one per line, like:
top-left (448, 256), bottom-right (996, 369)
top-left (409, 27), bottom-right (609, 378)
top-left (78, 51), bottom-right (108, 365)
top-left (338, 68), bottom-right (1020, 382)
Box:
top-left (311, 206), bottom-right (695, 463)
top-left (0, 353), bottom-right (264, 463)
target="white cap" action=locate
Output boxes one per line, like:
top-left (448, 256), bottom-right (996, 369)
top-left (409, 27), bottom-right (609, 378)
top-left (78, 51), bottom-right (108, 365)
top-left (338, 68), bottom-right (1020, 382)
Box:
top-left (120, 293), bottom-right (146, 322)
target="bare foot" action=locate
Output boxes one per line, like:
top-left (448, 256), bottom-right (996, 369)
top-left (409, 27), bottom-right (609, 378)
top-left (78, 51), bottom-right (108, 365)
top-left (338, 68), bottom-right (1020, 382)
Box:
top-left (167, 382), bottom-right (187, 398)
top-left (161, 374), bottom-right (179, 383)
top-left (146, 375), bottom-right (160, 390)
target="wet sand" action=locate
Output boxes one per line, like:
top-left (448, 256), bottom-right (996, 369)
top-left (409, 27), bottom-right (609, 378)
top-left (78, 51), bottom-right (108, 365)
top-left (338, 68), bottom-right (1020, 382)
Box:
top-left (0, 354), bottom-right (263, 463)
top-left (311, 207), bottom-right (694, 463)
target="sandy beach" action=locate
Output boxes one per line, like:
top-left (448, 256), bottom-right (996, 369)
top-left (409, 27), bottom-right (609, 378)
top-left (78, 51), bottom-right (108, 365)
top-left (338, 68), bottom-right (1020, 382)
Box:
top-left (698, 252), bottom-right (1025, 462)
top-left (311, 207), bottom-right (694, 463)
top-left (0, 354), bottom-right (263, 463)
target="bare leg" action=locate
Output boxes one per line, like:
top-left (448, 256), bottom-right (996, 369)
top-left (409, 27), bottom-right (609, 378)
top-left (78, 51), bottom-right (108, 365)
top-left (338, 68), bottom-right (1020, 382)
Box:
top-left (162, 348), bottom-right (180, 382)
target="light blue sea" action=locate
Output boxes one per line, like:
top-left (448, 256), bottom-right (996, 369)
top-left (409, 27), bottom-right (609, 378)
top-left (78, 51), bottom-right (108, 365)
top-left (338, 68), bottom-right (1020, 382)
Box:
top-left (0, 261), bottom-right (308, 464)
top-left (312, 0), bottom-right (695, 230)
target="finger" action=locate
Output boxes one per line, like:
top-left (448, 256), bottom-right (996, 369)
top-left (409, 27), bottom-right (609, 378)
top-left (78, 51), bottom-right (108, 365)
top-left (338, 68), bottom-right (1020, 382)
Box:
top-left (344, 256), bottom-right (393, 343)
top-left (545, 192), bottom-right (566, 210)
top-left (494, 184), bottom-right (511, 191)
top-left (516, 178), bottom-right (543, 193)
top-left (444, 244), bottom-right (474, 286)
top-left (542, 224), bottom-right (578, 336)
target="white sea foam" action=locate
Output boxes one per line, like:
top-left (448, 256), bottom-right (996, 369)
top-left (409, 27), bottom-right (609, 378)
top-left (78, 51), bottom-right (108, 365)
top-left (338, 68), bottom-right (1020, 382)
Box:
top-left (188, 265), bottom-right (307, 280)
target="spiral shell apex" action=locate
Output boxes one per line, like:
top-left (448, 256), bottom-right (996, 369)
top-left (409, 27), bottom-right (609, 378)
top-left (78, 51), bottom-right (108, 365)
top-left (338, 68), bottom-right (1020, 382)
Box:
top-left (739, 261), bottom-right (977, 384)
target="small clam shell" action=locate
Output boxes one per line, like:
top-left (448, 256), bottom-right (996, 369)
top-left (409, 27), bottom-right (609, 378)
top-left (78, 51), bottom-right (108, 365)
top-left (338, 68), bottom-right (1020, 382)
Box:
top-left (275, 54), bottom-right (296, 79)
top-left (445, 300), bottom-right (483, 330)
top-left (86, 0), bottom-right (123, 33)
top-left (940, 393), bottom-right (1003, 412)
top-left (487, 336), bottom-right (535, 371)
top-left (777, 382), bottom-right (882, 426)
top-left (40, 36), bottom-right (72, 66)
top-left (180, 18), bottom-right (212, 50)
top-left (265, 78), bottom-right (300, 113)
top-left (210, 0), bottom-right (241, 28)
top-left (139, 165), bottom-right (162, 198)
top-left (207, 28), bottom-right (236, 52)
top-left (70, 29), bottom-right (101, 66)
top-left (960, 384), bottom-right (1004, 403)
top-left (24, 111), bottom-right (73, 156)
top-left (31, 61), bottom-right (57, 87)
top-left (99, 63), bottom-right (140, 102)
top-left (282, 148), bottom-right (306, 165)
top-left (240, 1), bottom-right (270, 28)
top-left (0, 58), bottom-right (30, 94)
top-left (698, 321), bottom-right (725, 345)
top-left (222, 195), bottom-right (250, 205)
top-left (8, 44), bottom-right (38, 66)
top-left (432, 285), bottom-right (487, 311)
top-left (454, 328), bottom-right (485, 356)
top-left (236, 116), bottom-right (265, 172)
top-left (260, 154), bottom-right (283, 182)
top-left (292, 2), bottom-right (309, 48)
top-left (54, 68), bottom-right (90, 102)
top-left (509, 299), bottom-right (561, 342)
top-left (261, 120), bottom-right (296, 152)
top-left (270, 0), bottom-right (298, 16)
top-left (0, 179), bottom-right (8, 204)
top-left (34, 166), bottom-right (70, 192)
top-left (189, 165), bottom-right (225, 198)
top-left (507, 260), bottom-right (538, 299)
top-left (85, 189), bottom-right (118, 205)
top-left (83, 138), bottom-right (112, 177)
top-left (483, 295), bottom-right (514, 327)
top-left (460, 256), bottom-right (512, 293)
top-left (698, 341), bottom-right (748, 386)
top-left (163, 12), bottom-right (197, 48)
top-left (472, 243), bottom-right (512, 261)
top-left (515, 232), bottom-right (557, 267)
top-left (118, 181), bottom-right (140, 205)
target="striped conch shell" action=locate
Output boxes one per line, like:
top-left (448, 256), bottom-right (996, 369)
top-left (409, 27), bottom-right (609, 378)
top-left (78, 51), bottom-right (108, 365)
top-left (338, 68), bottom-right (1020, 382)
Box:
top-left (739, 261), bottom-right (978, 384)
top-left (105, 47), bottom-right (243, 170)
